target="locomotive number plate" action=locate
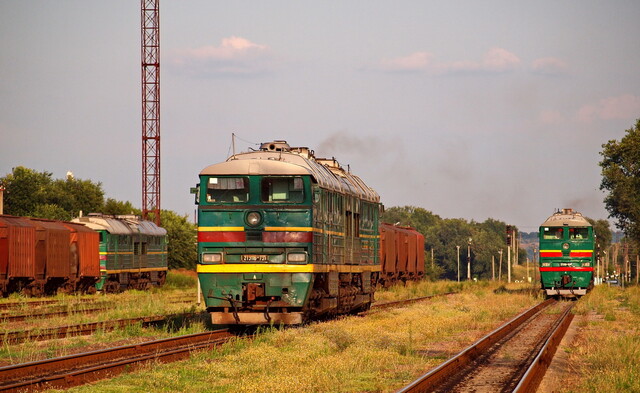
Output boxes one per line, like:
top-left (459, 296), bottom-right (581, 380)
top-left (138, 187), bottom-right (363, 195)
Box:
top-left (241, 254), bottom-right (268, 262)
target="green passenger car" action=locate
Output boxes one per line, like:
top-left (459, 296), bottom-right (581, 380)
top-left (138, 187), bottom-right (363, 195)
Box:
top-left (193, 140), bottom-right (381, 325)
top-left (73, 214), bottom-right (168, 292)
top-left (538, 209), bottom-right (594, 297)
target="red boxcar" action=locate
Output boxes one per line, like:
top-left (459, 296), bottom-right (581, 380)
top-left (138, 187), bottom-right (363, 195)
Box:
top-left (378, 223), bottom-right (425, 287)
top-left (61, 221), bottom-right (100, 293)
top-left (0, 215), bottom-right (100, 296)
top-left (379, 223), bottom-right (398, 287)
top-left (0, 216), bottom-right (37, 295)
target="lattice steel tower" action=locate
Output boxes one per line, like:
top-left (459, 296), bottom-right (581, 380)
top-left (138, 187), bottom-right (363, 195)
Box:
top-left (141, 0), bottom-right (161, 225)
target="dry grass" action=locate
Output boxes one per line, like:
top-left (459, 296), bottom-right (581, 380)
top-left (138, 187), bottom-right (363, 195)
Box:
top-left (565, 285), bottom-right (640, 393)
top-left (58, 281), bottom-right (540, 393)
top-left (0, 272), bottom-right (203, 365)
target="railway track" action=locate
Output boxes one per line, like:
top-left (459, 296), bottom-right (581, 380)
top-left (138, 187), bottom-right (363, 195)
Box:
top-left (369, 292), bottom-right (456, 313)
top-left (0, 294), bottom-right (196, 313)
top-left (0, 329), bottom-right (234, 392)
top-left (396, 298), bottom-right (574, 393)
top-left (0, 311), bottom-right (206, 345)
top-left (0, 298), bottom-right (96, 311)
top-left (0, 297), bottom-right (197, 324)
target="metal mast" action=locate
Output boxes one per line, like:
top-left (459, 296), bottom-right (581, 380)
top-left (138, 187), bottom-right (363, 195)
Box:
top-left (141, 0), bottom-right (161, 225)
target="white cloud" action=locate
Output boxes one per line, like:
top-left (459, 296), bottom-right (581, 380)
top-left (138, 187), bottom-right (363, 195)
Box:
top-left (379, 52), bottom-right (433, 72)
top-left (532, 57), bottom-right (568, 75)
top-left (377, 47), bottom-right (521, 75)
top-left (576, 94), bottom-right (640, 123)
top-left (169, 36), bottom-right (274, 77)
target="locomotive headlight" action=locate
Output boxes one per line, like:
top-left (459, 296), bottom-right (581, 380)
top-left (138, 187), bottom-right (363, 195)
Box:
top-left (246, 211), bottom-right (262, 227)
top-left (287, 252), bottom-right (307, 264)
top-left (562, 243), bottom-right (570, 250)
top-left (202, 252), bottom-right (223, 264)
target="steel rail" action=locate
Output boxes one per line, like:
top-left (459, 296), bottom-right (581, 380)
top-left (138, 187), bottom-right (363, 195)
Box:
top-left (370, 292), bottom-right (457, 311)
top-left (0, 294), bottom-right (195, 312)
top-left (0, 306), bottom-right (112, 323)
top-left (396, 298), bottom-right (556, 393)
top-left (0, 329), bottom-right (233, 392)
top-left (0, 298), bottom-right (93, 311)
top-left (512, 304), bottom-right (575, 393)
top-left (0, 311), bottom-right (204, 344)
top-left (0, 298), bottom-right (197, 323)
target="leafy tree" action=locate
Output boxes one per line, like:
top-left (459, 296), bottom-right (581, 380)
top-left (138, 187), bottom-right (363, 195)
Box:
top-left (32, 203), bottom-right (71, 221)
top-left (48, 177), bottom-right (104, 216)
top-left (587, 217), bottom-right (613, 262)
top-left (0, 167), bottom-right (105, 218)
top-left (160, 210), bottom-right (197, 269)
top-left (103, 198), bottom-right (141, 216)
top-left (1, 166), bottom-right (53, 216)
top-left (599, 118), bottom-right (640, 242)
top-left (382, 206), bottom-right (441, 234)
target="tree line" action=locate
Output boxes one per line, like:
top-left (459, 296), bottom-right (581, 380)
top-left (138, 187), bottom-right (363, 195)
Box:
top-left (2, 115), bottom-right (637, 277)
top-left (0, 167), bottom-right (196, 269)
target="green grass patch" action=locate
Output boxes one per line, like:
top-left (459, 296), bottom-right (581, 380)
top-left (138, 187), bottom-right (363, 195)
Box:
top-left (566, 285), bottom-right (640, 393)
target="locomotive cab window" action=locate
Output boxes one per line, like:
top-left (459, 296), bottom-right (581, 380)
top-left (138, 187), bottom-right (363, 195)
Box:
top-left (569, 228), bottom-right (589, 239)
top-left (261, 177), bottom-right (305, 203)
top-left (206, 177), bottom-right (249, 203)
top-left (543, 227), bottom-right (563, 240)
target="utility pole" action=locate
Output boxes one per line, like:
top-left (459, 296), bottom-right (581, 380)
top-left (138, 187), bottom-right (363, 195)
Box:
top-left (505, 225), bottom-right (512, 283)
top-left (456, 245), bottom-right (460, 282)
top-left (498, 249), bottom-right (503, 281)
top-left (492, 255), bottom-right (495, 281)
top-left (431, 248), bottom-right (434, 269)
top-left (508, 245), bottom-right (511, 283)
top-left (467, 238), bottom-right (472, 281)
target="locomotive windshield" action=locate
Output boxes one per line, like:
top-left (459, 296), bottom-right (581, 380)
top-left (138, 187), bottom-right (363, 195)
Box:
top-left (261, 176), bottom-right (305, 203)
top-left (569, 228), bottom-right (589, 239)
top-left (206, 177), bottom-right (249, 203)
top-left (542, 227), bottom-right (563, 240)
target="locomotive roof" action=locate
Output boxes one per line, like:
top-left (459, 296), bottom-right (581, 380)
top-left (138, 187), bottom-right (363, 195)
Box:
top-left (540, 209), bottom-right (592, 227)
top-left (199, 141), bottom-right (380, 203)
top-left (72, 214), bottom-right (167, 236)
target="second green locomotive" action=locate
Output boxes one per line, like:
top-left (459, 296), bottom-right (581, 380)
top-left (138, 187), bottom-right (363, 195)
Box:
top-left (73, 214), bottom-right (168, 292)
top-left (194, 140), bottom-right (381, 324)
top-left (539, 208), bottom-right (594, 297)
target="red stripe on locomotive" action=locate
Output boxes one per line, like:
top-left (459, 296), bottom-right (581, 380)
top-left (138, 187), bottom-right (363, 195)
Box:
top-left (262, 231), bottom-right (313, 243)
top-left (539, 267), bottom-right (594, 272)
top-left (198, 231), bottom-right (246, 243)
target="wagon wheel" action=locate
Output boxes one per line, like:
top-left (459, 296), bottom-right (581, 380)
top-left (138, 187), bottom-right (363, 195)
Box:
top-left (104, 280), bottom-right (120, 293)
top-left (157, 271), bottom-right (167, 286)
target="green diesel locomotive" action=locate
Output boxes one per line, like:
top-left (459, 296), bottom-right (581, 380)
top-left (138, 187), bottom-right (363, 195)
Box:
top-left (193, 140), bottom-right (381, 324)
top-left (73, 214), bottom-right (168, 292)
top-left (539, 208), bottom-right (594, 297)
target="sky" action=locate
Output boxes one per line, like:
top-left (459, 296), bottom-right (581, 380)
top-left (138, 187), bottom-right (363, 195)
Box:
top-left (1, 1), bottom-right (639, 232)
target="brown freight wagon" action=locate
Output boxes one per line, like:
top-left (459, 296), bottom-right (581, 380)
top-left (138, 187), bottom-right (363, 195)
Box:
top-left (378, 223), bottom-right (425, 287)
top-left (0, 216), bottom-right (37, 296)
top-left (379, 223), bottom-right (398, 288)
top-left (0, 215), bottom-right (100, 297)
top-left (415, 231), bottom-right (425, 279)
top-left (61, 221), bottom-right (100, 294)
top-left (32, 219), bottom-right (71, 295)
